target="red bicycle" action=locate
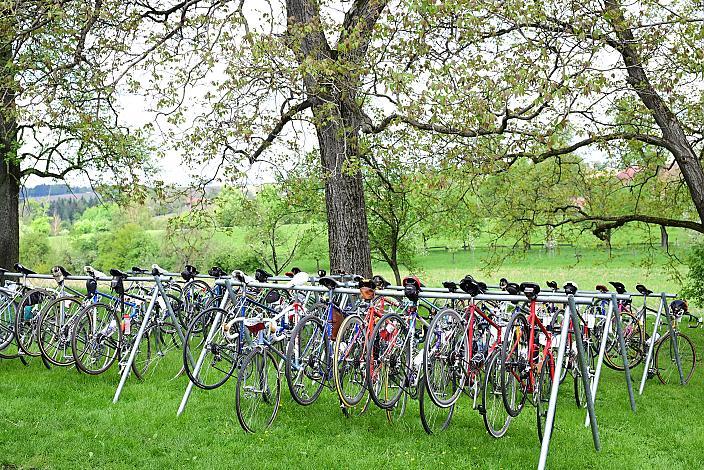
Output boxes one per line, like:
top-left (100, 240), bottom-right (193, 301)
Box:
top-left (499, 282), bottom-right (556, 441)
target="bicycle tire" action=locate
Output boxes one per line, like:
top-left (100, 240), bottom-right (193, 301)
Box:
top-left (236, 347), bottom-right (281, 433)
top-left (654, 332), bottom-right (696, 385)
top-left (285, 314), bottom-right (329, 406)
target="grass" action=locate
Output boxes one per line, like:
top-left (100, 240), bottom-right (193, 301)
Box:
top-left (1, 251), bottom-right (702, 469)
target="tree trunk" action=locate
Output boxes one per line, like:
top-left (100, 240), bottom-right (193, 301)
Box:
top-left (286, 0), bottom-right (374, 277)
top-left (313, 104), bottom-right (373, 277)
top-left (660, 225), bottom-right (668, 250)
top-left (0, 33), bottom-right (19, 271)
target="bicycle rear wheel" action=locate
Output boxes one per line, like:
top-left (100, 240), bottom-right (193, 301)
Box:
top-left (15, 288), bottom-right (55, 357)
top-left (500, 312), bottom-right (529, 418)
top-left (602, 311), bottom-right (644, 371)
top-left (423, 308), bottom-right (467, 407)
top-left (183, 307), bottom-right (239, 390)
top-left (285, 314), bottom-right (329, 406)
top-left (71, 302), bottom-right (122, 375)
top-left (366, 313), bottom-right (410, 410)
top-left (654, 332), bottom-right (696, 385)
top-left (482, 350), bottom-right (512, 438)
top-left (37, 296), bottom-right (82, 366)
top-left (419, 373), bottom-right (454, 434)
top-left (333, 314), bottom-right (368, 407)
top-left (536, 354), bottom-right (555, 442)
top-left (236, 347), bottom-right (281, 433)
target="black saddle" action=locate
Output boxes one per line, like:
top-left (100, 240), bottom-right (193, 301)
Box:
top-left (255, 269), bottom-right (272, 283)
top-left (460, 275), bottom-right (487, 297)
top-left (609, 281), bottom-right (626, 294)
top-left (55, 266), bottom-right (71, 277)
top-left (519, 282), bottom-right (541, 300)
top-left (402, 276), bottom-right (422, 302)
top-left (291, 267), bottom-right (301, 275)
top-left (132, 266), bottom-right (148, 274)
top-left (317, 269), bottom-right (327, 277)
top-left (442, 281), bottom-right (458, 293)
top-left (151, 266), bottom-right (164, 276)
top-left (372, 275), bottom-right (390, 289)
top-left (110, 269), bottom-right (128, 295)
top-left (358, 278), bottom-right (375, 289)
top-left (500, 279), bottom-right (519, 295)
top-left (635, 284), bottom-right (653, 296)
top-left (670, 299), bottom-right (688, 314)
top-left (14, 263), bottom-right (35, 275)
top-left (181, 265), bottom-right (198, 281)
top-left (563, 282), bottom-right (578, 295)
top-left (319, 276), bottom-right (340, 290)
top-left (546, 280), bottom-right (558, 291)
top-left (208, 266), bottom-right (227, 278)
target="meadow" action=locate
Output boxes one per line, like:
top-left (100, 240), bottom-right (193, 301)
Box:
top-left (1, 248), bottom-right (701, 469)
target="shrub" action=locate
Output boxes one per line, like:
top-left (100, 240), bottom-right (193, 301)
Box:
top-left (681, 242), bottom-right (704, 306)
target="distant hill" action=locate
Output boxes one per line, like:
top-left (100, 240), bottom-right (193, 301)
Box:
top-left (21, 184), bottom-right (94, 200)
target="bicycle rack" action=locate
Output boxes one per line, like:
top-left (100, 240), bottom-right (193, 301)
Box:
top-left (113, 270), bottom-right (206, 403)
top-left (538, 294), bottom-right (600, 470)
top-left (639, 292), bottom-right (684, 394)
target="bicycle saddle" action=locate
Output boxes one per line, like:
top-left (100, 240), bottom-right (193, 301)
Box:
top-left (670, 299), bottom-right (688, 314)
top-left (635, 284), bottom-right (653, 296)
top-left (402, 276), bottom-right (422, 302)
top-left (181, 264), bottom-right (197, 281)
top-left (372, 275), bottom-right (390, 289)
top-left (317, 269), bottom-right (327, 277)
top-left (285, 271), bottom-right (309, 288)
top-left (442, 281), bottom-right (458, 293)
top-left (255, 269), bottom-right (272, 283)
top-left (358, 278), bottom-right (375, 289)
top-left (546, 280), bottom-right (558, 291)
top-left (609, 281), bottom-right (626, 294)
top-left (563, 282), bottom-right (578, 295)
top-left (500, 279), bottom-right (519, 295)
top-left (84, 266), bottom-right (107, 278)
top-left (460, 275), bottom-right (486, 297)
top-left (208, 266), bottom-right (227, 278)
top-left (595, 285), bottom-right (608, 293)
top-left (232, 270), bottom-right (255, 284)
top-left (360, 286), bottom-right (375, 301)
top-left (151, 264), bottom-right (167, 276)
top-left (0, 267), bottom-right (7, 274)
top-left (318, 276), bottom-right (340, 290)
top-left (51, 266), bottom-right (70, 284)
top-left (519, 282), bottom-right (541, 300)
top-left (110, 268), bottom-right (128, 278)
top-left (131, 266), bottom-right (148, 274)
top-left (14, 263), bottom-right (35, 275)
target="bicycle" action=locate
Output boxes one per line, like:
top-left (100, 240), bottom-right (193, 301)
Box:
top-left (499, 282), bottom-right (557, 442)
top-left (648, 299), bottom-right (697, 385)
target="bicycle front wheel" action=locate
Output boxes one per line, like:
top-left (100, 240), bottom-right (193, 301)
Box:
top-left (500, 312), bottom-right (529, 418)
top-left (423, 308), bottom-right (466, 407)
top-left (655, 332), bottom-right (696, 385)
top-left (366, 313), bottom-right (410, 410)
top-left (482, 350), bottom-right (512, 438)
top-left (71, 302), bottom-right (122, 375)
top-left (419, 373), bottom-right (454, 434)
top-left (37, 296), bottom-right (82, 366)
top-left (236, 347), bottom-right (282, 433)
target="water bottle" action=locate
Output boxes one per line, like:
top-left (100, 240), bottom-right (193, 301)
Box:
top-left (122, 313), bottom-right (131, 335)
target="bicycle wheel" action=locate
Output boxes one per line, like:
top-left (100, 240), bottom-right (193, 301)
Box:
top-left (654, 332), bottom-right (696, 385)
top-left (236, 347), bottom-right (282, 433)
top-left (366, 313), bottom-right (410, 410)
top-left (183, 307), bottom-right (240, 390)
top-left (481, 350), bottom-right (512, 438)
top-left (549, 308), bottom-right (571, 384)
top-left (285, 314), bottom-right (329, 406)
top-left (423, 308), bottom-right (467, 407)
top-left (0, 291), bottom-right (18, 352)
top-left (573, 337), bottom-right (595, 408)
top-left (128, 320), bottom-right (152, 380)
top-left (182, 280), bottom-right (212, 327)
top-left (71, 302), bottom-right (122, 375)
top-left (536, 354), bottom-right (555, 442)
top-left (602, 311), bottom-right (644, 371)
top-left (500, 312), bottom-right (529, 418)
top-left (333, 314), bottom-right (368, 407)
top-left (419, 373), bottom-right (454, 435)
top-left (15, 288), bottom-right (55, 357)
top-left (37, 296), bottom-right (83, 366)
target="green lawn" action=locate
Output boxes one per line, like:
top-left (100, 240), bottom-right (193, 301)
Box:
top-left (1, 252), bottom-right (702, 469)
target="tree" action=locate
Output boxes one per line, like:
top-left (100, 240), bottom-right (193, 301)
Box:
top-left (1, 2), bottom-right (155, 269)
top-left (215, 185), bottom-right (318, 274)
